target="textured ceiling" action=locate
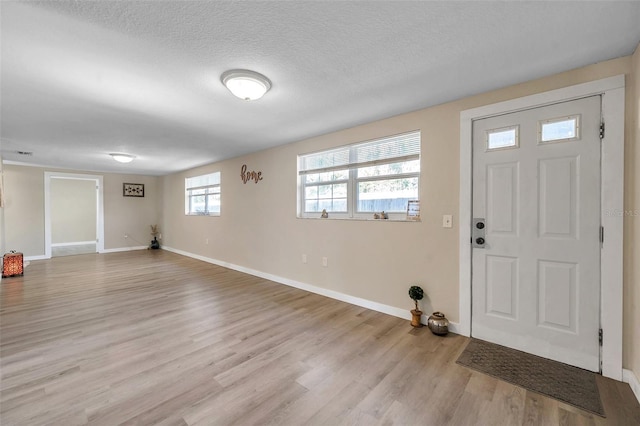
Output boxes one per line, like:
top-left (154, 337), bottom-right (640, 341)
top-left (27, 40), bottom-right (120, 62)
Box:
top-left (1, 1), bottom-right (639, 175)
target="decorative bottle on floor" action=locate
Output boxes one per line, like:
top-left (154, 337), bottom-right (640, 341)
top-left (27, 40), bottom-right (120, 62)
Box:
top-left (427, 312), bottom-right (449, 335)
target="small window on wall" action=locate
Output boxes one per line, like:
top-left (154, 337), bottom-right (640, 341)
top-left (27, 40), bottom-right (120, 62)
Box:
top-left (185, 172), bottom-right (220, 216)
top-left (298, 131), bottom-right (420, 219)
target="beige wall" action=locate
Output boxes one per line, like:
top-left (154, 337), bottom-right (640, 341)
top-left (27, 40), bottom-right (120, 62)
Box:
top-left (4, 165), bottom-right (46, 255)
top-left (50, 178), bottom-right (97, 244)
top-left (625, 44), bottom-right (640, 382)
top-left (3, 165), bottom-right (160, 256)
top-left (161, 56), bottom-right (632, 336)
top-left (104, 173), bottom-right (160, 250)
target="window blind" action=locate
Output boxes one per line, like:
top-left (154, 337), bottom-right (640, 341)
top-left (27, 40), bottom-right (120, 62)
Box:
top-left (299, 131), bottom-right (420, 175)
top-left (186, 172), bottom-right (220, 190)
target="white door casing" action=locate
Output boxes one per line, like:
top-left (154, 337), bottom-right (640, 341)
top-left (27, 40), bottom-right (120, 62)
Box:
top-left (44, 172), bottom-right (105, 258)
top-left (459, 75), bottom-right (625, 380)
top-left (472, 96), bottom-right (601, 371)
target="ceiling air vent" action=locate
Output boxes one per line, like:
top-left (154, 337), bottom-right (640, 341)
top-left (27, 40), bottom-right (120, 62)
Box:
top-left (17, 151), bottom-right (33, 156)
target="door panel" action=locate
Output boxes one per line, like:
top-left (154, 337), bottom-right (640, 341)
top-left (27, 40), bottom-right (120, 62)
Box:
top-left (539, 156), bottom-right (578, 238)
top-left (537, 260), bottom-right (576, 332)
top-left (485, 255), bottom-right (518, 319)
top-left (472, 96), bottom-right (601, 371)
top-left (487, 163), bottom-right (518, 234)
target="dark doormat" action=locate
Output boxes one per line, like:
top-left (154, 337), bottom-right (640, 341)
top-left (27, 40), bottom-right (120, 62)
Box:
top-left (456, 338), bottom-right (605, 417)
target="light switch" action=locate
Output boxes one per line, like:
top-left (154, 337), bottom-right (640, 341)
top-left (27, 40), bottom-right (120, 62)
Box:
top-left (443, 215), bottom-right (453, 228)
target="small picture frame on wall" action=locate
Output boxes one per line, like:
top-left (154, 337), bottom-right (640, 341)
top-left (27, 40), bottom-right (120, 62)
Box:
top-left (407, 200), bottom-right (420, 220)
top-left (123, 183), bottom-right (144, 197)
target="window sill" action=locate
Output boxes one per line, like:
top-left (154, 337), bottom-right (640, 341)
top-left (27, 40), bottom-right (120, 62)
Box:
top-left (298, 216), bottom-right (420, 222)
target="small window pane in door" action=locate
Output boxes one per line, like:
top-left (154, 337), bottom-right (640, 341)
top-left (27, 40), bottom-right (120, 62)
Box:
top-left (486, 126), bottom-right (519, 151)
top-left (539, 115), bottom-right (580, 143)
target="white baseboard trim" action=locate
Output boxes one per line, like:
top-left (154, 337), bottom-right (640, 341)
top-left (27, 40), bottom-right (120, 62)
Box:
top-left (101, 246), bottom-right (147, 254)
top-left (51, 241), bottom-right (96, 247)
top-left (162, 246), bottom-right (460, 334)
top-left (19, 247), bottom-right (147, 261)
top-left (24, 255), bottom-right (48, 261)
top-left (623, 369), bottom-right (640, 405)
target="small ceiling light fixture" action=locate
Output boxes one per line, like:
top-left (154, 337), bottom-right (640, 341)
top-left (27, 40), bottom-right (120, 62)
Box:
top-left (221, 69), bottom-right (271, 101)
top-left (110, 153), bottom-right (136, 163)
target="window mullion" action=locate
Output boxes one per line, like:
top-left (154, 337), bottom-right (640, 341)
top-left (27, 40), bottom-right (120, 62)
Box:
top-left (349, 146), bottom-right (356, 217)
top-left (355, 171), bottom-right (420, 183)
top-left (300, 178), bottom-right (305, 215)
top-left (303, 180), bottom-right (348, 188)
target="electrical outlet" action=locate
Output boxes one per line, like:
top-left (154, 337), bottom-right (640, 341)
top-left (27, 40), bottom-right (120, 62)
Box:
top-left (159, 233), bottom-right (162, 239)
top-left (302, 254), bottom-right (307, 264)
top-left (322, 257), bottom-right (328, 267)
top-left (205, 238), bottom-right (209, 245)
top-left (443, 215), bottom-right (453, 228)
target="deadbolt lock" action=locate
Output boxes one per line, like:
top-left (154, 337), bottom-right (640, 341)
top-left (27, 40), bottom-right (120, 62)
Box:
top-left (472, 218), bottom-right (486, 248)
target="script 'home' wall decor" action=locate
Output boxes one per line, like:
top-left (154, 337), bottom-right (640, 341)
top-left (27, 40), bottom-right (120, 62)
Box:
top-left (241, 165), bottom-right (263, 184)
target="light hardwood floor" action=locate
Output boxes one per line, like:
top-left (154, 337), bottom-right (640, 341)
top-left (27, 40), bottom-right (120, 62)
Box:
top-left (1, 250), bottom-right (639, 425)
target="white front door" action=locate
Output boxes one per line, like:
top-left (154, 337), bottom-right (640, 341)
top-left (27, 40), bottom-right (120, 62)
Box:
top-left (471, 96), bottom-right (602, 372)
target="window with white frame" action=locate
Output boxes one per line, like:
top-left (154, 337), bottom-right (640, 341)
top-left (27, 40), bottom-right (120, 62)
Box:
top-left (185, 172), bottom-right (220, 216)
top-left (298, 131), bottom-right (420, 219)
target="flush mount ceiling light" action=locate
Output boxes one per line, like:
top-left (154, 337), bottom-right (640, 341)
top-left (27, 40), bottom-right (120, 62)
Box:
top-left (110, 153), bottom-right (136, 163)
top-left (221, 69), bottom-right (272, 101)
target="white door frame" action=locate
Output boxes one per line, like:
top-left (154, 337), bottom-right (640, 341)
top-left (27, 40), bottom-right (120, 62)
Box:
top-left (44, 172), bottom-right (105, 258)
top-left (459, 75), bottom-right (625, 381)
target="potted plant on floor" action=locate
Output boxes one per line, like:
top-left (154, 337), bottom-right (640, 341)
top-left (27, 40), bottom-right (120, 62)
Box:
top-left (408, 285), bottom-right (424, 327)
top-left (150, 225), bottom-right (160, 249)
